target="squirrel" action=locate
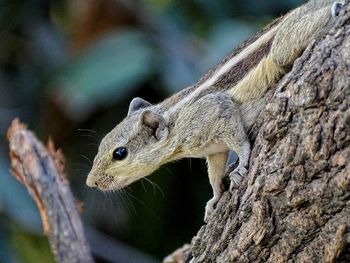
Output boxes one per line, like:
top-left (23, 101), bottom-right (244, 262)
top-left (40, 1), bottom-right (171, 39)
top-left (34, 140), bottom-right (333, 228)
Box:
top-left (86, 0), bottom-right (345, 222)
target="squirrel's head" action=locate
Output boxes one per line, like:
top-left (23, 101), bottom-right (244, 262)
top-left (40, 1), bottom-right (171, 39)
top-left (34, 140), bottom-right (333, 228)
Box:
top-left (86, 98), bottom-right (171, 191)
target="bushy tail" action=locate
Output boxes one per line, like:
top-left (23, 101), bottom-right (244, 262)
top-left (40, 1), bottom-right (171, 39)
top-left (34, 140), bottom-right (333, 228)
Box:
top-left (230, 55), bottom-right (285, 103)
top-left (229, 4), bottom-right (333, 103)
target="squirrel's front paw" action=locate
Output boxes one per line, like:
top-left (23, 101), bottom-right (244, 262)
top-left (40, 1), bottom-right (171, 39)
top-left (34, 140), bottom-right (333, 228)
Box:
top-left (204, 196), bottom-right (219, 223)
top-left (229, 166), bottom-right (248, 191)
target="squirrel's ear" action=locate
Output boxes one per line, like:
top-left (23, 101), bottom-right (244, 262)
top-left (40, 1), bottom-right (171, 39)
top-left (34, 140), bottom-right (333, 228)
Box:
top-left (128, 97), bottom-right (152, 116)
top-left (140, 110), bottom-right (168, 140)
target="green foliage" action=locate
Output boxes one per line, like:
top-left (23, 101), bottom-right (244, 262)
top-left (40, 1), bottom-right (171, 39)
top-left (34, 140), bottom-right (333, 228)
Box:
top-left (50, 30), bottom-right (156, 119)
top-left (10, 227), bottom-right (54, 263)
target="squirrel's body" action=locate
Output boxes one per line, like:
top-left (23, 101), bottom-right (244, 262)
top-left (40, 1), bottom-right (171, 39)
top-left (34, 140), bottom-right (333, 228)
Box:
top-left (86, 0), bottom-right (344, 222)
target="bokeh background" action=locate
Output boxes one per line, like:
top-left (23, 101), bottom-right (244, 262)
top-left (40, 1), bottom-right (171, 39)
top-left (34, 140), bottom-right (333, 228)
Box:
top-left (0, 0), bottom-right (304, 262)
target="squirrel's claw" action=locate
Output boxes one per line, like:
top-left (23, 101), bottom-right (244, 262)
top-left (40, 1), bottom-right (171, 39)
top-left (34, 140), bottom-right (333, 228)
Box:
top-left (204, 196), bottom-right (219, 223)
top-left (229, 166), bottom-right (248, 191)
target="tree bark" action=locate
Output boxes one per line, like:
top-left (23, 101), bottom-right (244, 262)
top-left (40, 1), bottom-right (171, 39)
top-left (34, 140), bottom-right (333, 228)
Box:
top-left (165, 3), bottom-right (350, 263)
top-left (7, 119), bottom-right (94, 263)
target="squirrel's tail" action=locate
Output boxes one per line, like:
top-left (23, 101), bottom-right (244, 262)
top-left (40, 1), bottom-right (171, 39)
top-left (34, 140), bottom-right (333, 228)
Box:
top-left (229, 4), bottom-right (333, 103)
top-left (229, 55), bottom-right (284, 103)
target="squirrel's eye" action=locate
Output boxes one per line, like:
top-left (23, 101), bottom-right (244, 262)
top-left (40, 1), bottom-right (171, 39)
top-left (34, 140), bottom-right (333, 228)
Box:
top-left (112, 147), bottom-right (128, 161)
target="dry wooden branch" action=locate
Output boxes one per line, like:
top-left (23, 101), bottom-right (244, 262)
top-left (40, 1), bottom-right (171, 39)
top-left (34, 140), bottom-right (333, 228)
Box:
top-left (165, 3), bottom-right (350, 263)
top-left (7, 119), bottom-right (94, 263)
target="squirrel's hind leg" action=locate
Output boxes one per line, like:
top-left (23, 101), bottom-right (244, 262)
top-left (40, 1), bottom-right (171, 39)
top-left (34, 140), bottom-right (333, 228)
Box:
top-left (204, 152), bottom-right (229, 223)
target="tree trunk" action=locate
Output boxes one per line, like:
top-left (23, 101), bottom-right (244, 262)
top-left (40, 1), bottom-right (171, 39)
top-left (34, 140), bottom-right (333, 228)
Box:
top-left (165, 4), bottom-right (350, 263)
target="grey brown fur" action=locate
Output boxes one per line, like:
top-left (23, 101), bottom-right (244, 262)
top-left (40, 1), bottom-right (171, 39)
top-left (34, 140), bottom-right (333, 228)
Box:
top-left (86, 0), bottom-right (343, 222)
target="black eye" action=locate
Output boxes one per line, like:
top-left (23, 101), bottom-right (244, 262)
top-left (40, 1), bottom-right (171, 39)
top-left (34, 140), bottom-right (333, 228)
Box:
top-left (112, 147), bottom-right (128, 161)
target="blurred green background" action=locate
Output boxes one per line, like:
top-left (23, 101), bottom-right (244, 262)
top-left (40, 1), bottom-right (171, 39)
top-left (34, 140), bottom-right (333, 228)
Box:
top-left (0, 0), bottom-right (304, 262)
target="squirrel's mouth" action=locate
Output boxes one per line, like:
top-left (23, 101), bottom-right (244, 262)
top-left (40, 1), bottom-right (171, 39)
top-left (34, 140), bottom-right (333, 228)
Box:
top-left (98, 176), bottom-right (134, 191)
top-left (87, 169), bottom-right (148, 191)
top-left (86, 172), bottom-right (115, 190)
top-left (109, 174), bottom-right (148, 191)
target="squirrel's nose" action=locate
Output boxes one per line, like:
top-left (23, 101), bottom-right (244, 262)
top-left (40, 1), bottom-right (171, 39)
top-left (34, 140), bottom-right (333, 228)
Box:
top-left (86, 176), bottom-right (97, 188)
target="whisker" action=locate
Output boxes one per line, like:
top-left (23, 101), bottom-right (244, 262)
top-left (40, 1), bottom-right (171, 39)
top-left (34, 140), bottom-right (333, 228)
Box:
top-left (78, 134), bottom-right (101, 144)
top-left (79, 154), bottom-right (93, 165)
top-left (113, 181), bottom-right (138, 215)
top-left (188, 158), bottom-right (192, 174)
top-left (65, 162), bottom-right (91, 170)
top-left (125, 185), bottom-right (134, 193)
top-left (140, 179), bottom-right (147, 193)
top-left (74, 168), bottom-right (90, 173)
top-left (116, 191), bottom-right (129, 212)
top-left (143, 177), bottom-right (164, 197)
top-left (87, 142), bottom-right (100, 147)
top-left (123, 190), bottom-right (164, 223)
top-left (123, 191), bottom-right (138, 215)
top-left (162, 165), bottom-right (176, 177)
top-left (78, 128), bottom-right (102, 139)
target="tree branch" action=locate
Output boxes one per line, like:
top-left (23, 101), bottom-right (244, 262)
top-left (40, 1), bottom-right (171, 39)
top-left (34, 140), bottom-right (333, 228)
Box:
top-left (7, 119), bottom-right (94, 263)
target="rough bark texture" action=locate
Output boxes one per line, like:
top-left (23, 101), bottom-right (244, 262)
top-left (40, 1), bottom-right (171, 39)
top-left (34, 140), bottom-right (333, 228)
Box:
top-left (7, 119), bottom-right (94, 263)
top-left (165, 4), bottom-right (350, 263)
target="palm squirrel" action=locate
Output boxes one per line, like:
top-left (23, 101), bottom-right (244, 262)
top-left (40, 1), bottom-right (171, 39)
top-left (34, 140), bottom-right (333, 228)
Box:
top-left (86, 0), bottom-right (344, 222)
